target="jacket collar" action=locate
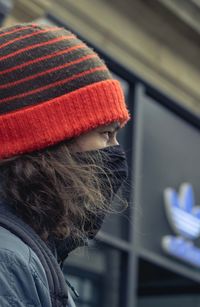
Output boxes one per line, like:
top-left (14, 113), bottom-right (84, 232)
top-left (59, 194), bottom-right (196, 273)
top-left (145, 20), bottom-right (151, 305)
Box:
top-left (0, 200), bottom-right (88, 262)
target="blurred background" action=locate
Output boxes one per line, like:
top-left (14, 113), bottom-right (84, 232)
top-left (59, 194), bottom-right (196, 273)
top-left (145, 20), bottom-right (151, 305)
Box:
top-left (1, 1), bottom-right (200, 306)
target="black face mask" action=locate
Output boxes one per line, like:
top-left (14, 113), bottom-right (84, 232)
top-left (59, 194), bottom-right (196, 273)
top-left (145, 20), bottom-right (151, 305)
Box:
top-left (54, 144), bottom-right (129, 262)
top-left (74, 144), bottom-right (128, 201)
top-left (75, 144), bottom-right (128, 237)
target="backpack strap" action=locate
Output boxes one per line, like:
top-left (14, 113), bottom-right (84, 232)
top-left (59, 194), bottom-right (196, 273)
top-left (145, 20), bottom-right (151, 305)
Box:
top-left (0, 210), bottom-right (69, 307)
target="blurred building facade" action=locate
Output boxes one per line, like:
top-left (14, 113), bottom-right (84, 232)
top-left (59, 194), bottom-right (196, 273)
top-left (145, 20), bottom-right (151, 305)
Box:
top-left (3, 0), bottom-right (200, 116)
top-left (2, 1), bottom-right (200, 307)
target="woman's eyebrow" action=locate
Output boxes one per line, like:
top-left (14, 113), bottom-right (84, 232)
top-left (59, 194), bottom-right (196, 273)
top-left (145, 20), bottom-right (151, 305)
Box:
top-left (109, 122), bottom-right (120, 131)
top-left (97, 122), bottom-right (121, 132)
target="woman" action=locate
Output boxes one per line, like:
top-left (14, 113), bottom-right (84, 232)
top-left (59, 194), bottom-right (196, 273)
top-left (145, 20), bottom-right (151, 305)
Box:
top-left (0, 23), bottom-right (130, 306)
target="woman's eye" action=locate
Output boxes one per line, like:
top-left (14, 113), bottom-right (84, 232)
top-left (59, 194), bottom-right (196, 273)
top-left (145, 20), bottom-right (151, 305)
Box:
top-left (102, 131), bottom-right (113, 139)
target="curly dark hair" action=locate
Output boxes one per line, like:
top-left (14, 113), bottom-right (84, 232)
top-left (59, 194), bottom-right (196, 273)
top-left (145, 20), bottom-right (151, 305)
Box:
top-left (0, 139), bottom-right (128, 243)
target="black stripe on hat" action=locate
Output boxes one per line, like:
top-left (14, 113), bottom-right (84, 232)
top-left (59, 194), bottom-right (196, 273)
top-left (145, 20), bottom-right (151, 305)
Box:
top-left (0, 70), bottom-right (111, 115)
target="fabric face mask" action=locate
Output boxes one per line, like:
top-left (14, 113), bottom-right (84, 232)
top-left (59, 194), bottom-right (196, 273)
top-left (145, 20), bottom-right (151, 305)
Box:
top-left (54, 144), bottom-right (129, 261)
top-left (74, 144), bottom-right (129, 201)
top-left (74, 144), bottom-right (129, 237)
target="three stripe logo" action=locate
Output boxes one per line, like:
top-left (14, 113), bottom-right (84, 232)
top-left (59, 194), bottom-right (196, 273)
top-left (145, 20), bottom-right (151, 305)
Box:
top-left (161, 183), bottom-right (200, 268)
top-left (164, 183), bottom-right (200, 239)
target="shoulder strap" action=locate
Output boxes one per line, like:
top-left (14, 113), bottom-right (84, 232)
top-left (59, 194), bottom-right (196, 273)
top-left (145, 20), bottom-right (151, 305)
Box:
top-left (0, 210), bottom-right (69, 307)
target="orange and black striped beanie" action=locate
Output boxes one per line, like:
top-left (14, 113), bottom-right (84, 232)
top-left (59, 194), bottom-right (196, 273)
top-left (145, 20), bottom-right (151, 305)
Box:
top-left (0, 23), bottom-right (130, 159)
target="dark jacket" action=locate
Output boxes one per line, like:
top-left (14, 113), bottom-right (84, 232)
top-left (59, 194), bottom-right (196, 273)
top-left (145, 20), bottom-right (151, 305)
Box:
top-left (0, 201), bottom-right (77, 307)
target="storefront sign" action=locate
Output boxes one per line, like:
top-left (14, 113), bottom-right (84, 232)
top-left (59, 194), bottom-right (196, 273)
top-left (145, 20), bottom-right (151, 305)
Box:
top-left (162, 183), bottom-right (200, 267)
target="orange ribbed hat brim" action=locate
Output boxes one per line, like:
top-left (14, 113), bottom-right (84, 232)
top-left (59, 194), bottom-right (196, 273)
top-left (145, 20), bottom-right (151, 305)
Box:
top-left (0, 80), bottom-right (130, 159)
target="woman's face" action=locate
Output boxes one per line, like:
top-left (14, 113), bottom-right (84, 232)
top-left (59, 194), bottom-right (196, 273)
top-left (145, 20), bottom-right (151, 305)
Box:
top-left (68, 121), bottom-right (120, 152)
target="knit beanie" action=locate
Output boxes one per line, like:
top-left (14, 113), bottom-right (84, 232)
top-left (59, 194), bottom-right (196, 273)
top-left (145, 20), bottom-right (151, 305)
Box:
top-left (0, 23), bottom-right (130, 160)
